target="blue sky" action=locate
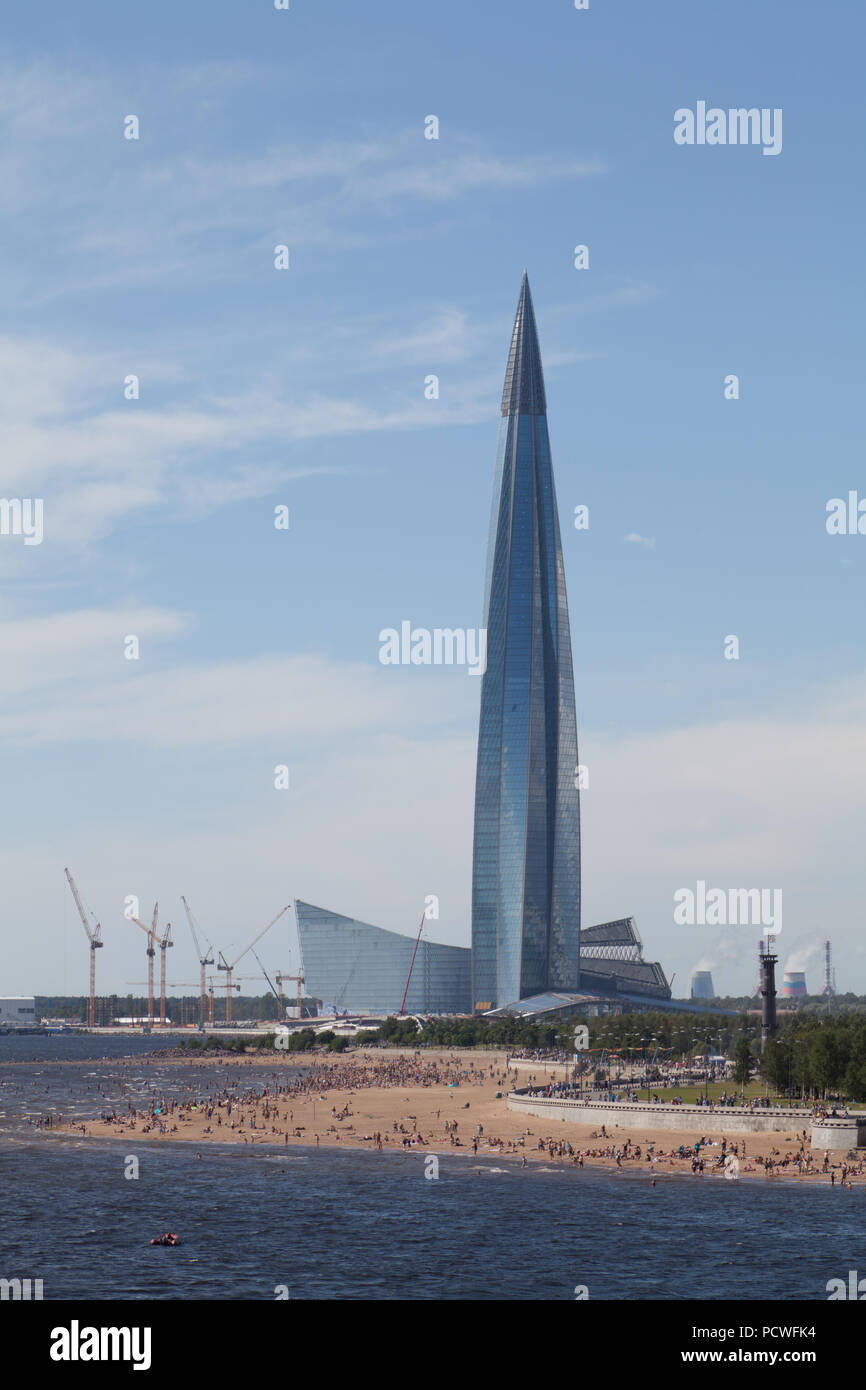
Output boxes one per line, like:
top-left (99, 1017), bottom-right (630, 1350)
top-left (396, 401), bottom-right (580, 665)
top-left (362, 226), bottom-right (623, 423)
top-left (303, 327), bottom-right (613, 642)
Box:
top-left (1, 0), bottom-right (864, 1001)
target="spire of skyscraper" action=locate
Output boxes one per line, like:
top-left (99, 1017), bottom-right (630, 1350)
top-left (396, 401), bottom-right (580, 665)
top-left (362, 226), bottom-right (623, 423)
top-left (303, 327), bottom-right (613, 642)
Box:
top-left (500, 270), bottom-right (547, 417)
top-left (471, 274), bottom-right (582, 1011)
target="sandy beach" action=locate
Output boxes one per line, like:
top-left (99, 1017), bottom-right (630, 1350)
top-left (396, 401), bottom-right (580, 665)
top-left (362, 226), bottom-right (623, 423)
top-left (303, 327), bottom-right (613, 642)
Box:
top-left (33, 1048), bottom-right (866, 1186)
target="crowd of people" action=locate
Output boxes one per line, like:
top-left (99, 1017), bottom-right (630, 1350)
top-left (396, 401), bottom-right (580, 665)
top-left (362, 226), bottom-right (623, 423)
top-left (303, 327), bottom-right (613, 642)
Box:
top-left (15, 1051), bottom-right (865, 1187)
top-left (41, 1053), bottom-right (514, 1145)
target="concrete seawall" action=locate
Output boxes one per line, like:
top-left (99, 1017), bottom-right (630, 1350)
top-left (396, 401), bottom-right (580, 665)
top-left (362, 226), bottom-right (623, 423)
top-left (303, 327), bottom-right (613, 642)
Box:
top-left (507, 1090), bottom-right (813, 1135)
top-left (811, 1118), bottom-right (866, 1149)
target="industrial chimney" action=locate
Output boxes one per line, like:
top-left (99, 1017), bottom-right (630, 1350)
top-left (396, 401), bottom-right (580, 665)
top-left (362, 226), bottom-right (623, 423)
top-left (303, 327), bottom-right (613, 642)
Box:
top-left (760, 942), bottom-right (778, 1051)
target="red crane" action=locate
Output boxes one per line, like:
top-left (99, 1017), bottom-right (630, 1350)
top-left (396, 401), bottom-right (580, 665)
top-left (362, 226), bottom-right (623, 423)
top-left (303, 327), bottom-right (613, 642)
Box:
top-left (399, 912), bottom-right (426, 1015)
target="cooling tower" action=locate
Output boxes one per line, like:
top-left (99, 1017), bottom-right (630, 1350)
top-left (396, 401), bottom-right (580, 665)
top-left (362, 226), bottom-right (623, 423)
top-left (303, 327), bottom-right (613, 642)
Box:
top-left (690, 970), bottom-right (715, 1000)
top-left (781, 970), bottom-right (807, 998)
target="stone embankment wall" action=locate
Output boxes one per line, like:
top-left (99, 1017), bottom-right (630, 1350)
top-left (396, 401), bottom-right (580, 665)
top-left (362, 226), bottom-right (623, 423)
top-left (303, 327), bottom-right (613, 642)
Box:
top-left (507, 1089), bottom-right (815, 1135)
top-left (810, 1119), bottom-right (866, 1149)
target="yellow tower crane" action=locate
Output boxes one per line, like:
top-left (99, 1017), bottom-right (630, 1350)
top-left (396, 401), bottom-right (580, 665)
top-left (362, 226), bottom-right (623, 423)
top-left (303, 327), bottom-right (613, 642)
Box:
top-left (63, 868), bottom-right (104, 1029)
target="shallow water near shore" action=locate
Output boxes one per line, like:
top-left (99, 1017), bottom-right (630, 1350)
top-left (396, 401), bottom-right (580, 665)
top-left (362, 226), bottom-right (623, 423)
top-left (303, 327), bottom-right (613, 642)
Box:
top-left (1, 1036), bottom-right (862, 1300)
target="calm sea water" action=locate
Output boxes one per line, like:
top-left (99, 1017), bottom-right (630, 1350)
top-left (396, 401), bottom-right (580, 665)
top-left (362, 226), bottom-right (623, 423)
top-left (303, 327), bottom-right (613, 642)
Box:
top-left (1, 1036), bottom-right (862, 1301)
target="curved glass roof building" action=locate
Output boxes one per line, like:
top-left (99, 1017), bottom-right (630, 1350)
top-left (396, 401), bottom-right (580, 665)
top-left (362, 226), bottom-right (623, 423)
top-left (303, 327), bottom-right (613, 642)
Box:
top-left (471, 273), bottom-right (582, 1011)
top-left (295, 900), bottom-right (471, 1015)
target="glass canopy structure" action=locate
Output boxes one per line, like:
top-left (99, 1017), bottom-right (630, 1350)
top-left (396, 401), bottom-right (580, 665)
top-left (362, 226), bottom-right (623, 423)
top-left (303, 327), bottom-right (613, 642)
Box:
top-left (295, 900), bottom-right (472, 1015)
top-left (471, 273), bottom-right (582, 1011)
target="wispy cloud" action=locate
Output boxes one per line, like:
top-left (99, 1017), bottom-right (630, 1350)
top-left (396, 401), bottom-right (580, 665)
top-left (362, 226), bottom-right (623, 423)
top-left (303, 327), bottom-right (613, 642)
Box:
top-left (575, 283), bottom-right (660, 313)
top-left (344, 150), bottom-right (603, 202)
top-left (0, 607), bottom-right (190, 698)
top-left (374, 309), bottom-right (481, 364)
top-left (0, 330), bottom-right (499, 557)
top-left (0, 55), bottom-right (603, 297)
top-left (0, 606), bottom-right (474, 748)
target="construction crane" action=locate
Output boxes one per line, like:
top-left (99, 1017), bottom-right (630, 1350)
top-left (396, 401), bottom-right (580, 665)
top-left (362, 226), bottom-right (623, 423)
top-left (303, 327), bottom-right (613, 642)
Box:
top-left (233, 972), bottom-right (280, 1020)
top-left (126, 980), bottom-right (198, 988)
top-left (207, 973), bottom-right (239, 1025)
top-left (129, 902), bottom-right (159, 1031)
top-left (276, 971), bottom-right (305, 1020)
top-left (252, 950), bottom-right (282, 1022)
top-left (64, 868), bottom-right (104, 1029)
top-left (216, 905), bottom-right (290, 1023)
top-left (252, 950), bottom-right (276, 995)
top-left (273, 970), bottom-right (289, 1015)
top-left (156, 921), bottom-right (173, 1026)
top-left (399, 912), bottom-right (426, 1015)
top-left (181, 896), bottom-right (214, 1029)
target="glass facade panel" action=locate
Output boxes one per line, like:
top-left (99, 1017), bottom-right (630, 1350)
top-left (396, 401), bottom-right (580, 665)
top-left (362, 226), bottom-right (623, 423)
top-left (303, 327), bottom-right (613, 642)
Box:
top-left (296, 901), bottom-right (471, 1015)
top-left (471, 274), bottom-right (581, 1009)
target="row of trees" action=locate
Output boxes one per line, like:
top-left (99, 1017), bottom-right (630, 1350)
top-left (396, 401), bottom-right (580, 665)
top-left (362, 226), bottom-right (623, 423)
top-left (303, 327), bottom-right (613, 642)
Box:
top-left (370, 1014), bottom-right (562, 1050)
top-left (165, 1007), bottom-right (866, 1102)
top-left (562, 1010), bottom-right (757, 1058)
top-left (758, 1016), bottom-right (866, 1100)
top-left (711, 995), bottom-right (866, 1016)
top-left (557, 1011), bottom-right (866, 1101)
top-left (176, 1014), bottom-right (568, 1054)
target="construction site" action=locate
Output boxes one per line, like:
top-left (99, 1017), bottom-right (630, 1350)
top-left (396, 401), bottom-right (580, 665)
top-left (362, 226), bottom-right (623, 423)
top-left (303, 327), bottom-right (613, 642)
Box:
top-left (46, 867), bottom-right (318, 1036)
top-left (23, 871), bottom-right (846, 1039)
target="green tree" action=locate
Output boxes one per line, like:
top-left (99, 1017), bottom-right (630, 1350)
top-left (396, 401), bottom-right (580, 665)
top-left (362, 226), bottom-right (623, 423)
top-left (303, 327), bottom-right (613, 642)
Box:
top-left (733, 1037), bottom-right (752, 1086)
top-left (808, 1031), bottom-right (841, 1098)
top-left (759, 1037), bottom-right (787, 1092)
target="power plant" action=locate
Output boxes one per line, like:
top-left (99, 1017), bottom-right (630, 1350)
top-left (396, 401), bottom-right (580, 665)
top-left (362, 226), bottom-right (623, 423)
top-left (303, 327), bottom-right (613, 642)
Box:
top-left (690, 970), bottom-right (715, 1000)
top-left (781, 970), bottom-right (807, 998)
top-left (776, 941), bottom-right (837, 999)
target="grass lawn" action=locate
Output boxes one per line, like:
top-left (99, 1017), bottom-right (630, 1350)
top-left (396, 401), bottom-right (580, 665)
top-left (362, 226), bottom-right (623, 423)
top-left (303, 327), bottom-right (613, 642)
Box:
top-left (607, 1080), bottom-right (801, 1105)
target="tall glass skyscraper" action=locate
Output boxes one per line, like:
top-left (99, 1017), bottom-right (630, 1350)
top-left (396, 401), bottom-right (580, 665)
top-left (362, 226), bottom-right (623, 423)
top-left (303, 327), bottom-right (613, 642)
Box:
top-left (471, 273), bottom-right (582, 1010)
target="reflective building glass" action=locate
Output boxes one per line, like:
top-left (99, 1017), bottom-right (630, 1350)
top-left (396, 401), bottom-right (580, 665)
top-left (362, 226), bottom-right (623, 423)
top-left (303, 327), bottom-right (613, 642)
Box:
top-left (471, 274), bottom-right (582, 1009)
top-left (296, 900), bottom-right (472, 1015)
